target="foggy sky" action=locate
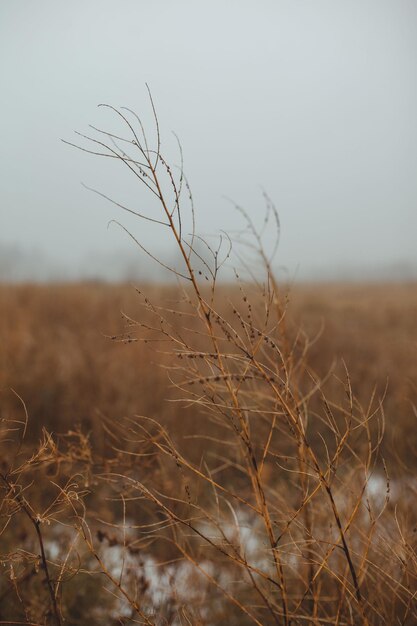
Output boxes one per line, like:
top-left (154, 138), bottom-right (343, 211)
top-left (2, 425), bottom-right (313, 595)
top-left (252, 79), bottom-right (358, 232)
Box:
top-left (1, 0), bottom-right (416, 282)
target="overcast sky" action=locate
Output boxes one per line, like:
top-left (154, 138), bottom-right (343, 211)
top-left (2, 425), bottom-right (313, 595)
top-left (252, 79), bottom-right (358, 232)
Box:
top-left (1, 0), bottom-right (416, 281)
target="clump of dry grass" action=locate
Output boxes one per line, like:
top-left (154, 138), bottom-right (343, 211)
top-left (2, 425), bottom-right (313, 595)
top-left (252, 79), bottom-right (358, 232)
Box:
top-left (1, 96), bottom-right (416, 625)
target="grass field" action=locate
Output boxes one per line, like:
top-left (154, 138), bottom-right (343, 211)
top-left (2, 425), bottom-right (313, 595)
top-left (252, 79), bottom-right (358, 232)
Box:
top-left (1, 280), bottom-right (416, 625)
top-left (1, 281), bottom-right (416, 456)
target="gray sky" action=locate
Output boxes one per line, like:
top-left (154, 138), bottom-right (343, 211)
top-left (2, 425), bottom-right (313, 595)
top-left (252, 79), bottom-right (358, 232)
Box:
top-left (1, 0), bottom-right (416, 281)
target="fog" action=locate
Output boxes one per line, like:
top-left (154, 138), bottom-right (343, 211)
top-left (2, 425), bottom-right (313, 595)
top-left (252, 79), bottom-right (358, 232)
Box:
top-left (1, 0), bottom-right (416, 282)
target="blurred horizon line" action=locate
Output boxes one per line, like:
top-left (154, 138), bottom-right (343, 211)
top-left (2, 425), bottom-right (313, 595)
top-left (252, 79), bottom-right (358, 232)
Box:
top-left (1, 242), bottom-right (416, 285)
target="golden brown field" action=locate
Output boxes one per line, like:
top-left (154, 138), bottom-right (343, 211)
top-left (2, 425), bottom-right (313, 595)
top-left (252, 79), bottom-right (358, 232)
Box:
top-left (1, 282), bottom-right (416, 461)
top-left (1, 280), bottom-right (416, 625)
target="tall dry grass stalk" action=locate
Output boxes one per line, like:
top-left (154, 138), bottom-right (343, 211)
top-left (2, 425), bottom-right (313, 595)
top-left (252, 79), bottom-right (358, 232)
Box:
top-left (1, 94), bottom-right (415, 625)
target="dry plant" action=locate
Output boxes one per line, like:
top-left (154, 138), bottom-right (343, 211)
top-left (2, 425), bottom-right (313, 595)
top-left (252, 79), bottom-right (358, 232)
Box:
top-left (0, 393), bottom-right (92, 625)
top-left (1, 93), bottom-right (416, 625)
